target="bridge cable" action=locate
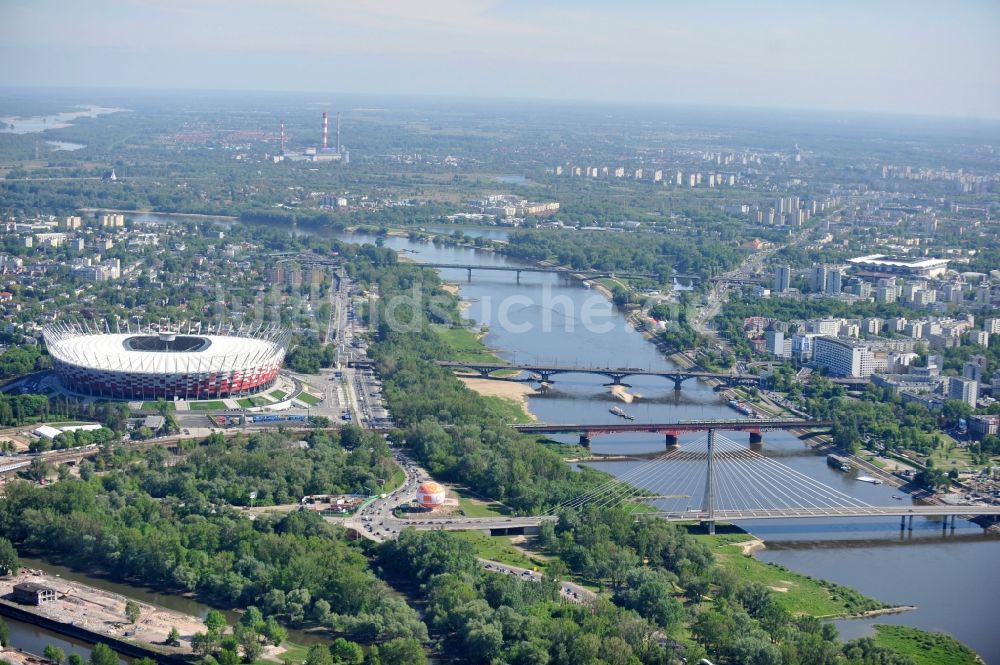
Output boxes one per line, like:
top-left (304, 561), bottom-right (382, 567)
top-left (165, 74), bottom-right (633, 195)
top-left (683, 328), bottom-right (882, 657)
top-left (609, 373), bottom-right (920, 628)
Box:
top-left (550, 434), bottom-right (705, 514)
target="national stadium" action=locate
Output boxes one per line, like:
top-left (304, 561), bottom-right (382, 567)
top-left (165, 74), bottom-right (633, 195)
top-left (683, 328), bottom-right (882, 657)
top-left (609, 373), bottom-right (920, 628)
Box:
top-left (42, 321), bottom-right (290, 400)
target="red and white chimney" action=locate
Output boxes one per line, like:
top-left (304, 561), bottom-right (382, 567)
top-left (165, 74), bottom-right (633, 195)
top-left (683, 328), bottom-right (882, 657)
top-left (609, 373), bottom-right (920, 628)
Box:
top-left (322, 112), bottom-right (329, 150)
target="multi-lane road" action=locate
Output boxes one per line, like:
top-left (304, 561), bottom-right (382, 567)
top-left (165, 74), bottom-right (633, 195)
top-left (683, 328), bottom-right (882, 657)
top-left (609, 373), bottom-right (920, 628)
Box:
top-left (341, 451), bottom-right (593, 602)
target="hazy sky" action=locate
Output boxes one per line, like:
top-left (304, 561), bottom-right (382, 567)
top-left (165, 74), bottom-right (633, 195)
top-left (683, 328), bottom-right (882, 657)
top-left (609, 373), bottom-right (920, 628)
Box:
top-left (2, 0), bottom-right (999, 118)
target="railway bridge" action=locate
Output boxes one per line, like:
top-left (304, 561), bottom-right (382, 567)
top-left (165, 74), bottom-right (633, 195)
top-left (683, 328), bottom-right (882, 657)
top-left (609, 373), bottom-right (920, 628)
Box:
top-left (513, 418), bottom-right (832, 447)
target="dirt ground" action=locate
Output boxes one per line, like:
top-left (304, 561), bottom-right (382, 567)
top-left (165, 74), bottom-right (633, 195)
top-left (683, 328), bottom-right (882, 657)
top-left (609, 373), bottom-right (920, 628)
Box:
top-left (1, 570), bottom-right (204, 652)
top-left (0, 648), bottom-right (50, 665)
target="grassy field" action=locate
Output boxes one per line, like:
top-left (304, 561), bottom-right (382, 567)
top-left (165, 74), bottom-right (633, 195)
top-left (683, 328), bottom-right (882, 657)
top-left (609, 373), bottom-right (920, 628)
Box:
top-left (701, 532), bottom-right (893, 618)
top-left (452, 487), bottom-right (509, 517)
top-left (481, 395), bottom-right (533, 424)
top-left (297, 392), bottom-right (322, 406)
top-left (139, 402), bottom-right (175, 411)
top-left (254, 641), bottom-right (309, 665)
top-left (384, 468), bottom-right (406, 493)
top-left (453, 531), bottom-right (546, 571)
top-left (434, 326), bottom-right (501, 363)
top-left (269, 389), bottom-right (288, 400)
top-left (236, 396), bottom-right (271, 408)
top-left (189, 401), bottom-right (228, 411)
top-left (873, 625), bottom-right (981, 665)
top-left (926, 438), bottom-right (996, 471)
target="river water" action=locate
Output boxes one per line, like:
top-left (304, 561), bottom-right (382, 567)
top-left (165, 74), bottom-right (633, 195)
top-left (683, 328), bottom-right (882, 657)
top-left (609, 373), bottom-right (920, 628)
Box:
top-left (336, 228), bottom-right (1000, 663)
top-left (121, 214), bottom-right (1000, 660)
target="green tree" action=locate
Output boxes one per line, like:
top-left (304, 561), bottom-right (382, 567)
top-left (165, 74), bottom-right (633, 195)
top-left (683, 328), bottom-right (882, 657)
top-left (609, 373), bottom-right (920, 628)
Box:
top-left (68, 656), bottom-right (84, 665)
top-left (376, 638), bottom-right (425, 665)
top-left (304, 644), bottom-right (333, 665)
top-left (166, 626), bottom-right (181, 647)
top-left (44, 644), bottom-right (66, 664)
top-left (329, 638), bottom-right (364, 665)
top-left (205, 609), bottom-right (228, 634)
top-left (236, 625), bottom-right (263, 663)
top-left (262, 616), bottom-right (287, 647)
top-left (125, 600), bottom-right (141, 624)
top-left (0, 537), bottom-right (16, 575)
top-left (88, 644), bottom-right (118, 665)
top-left (0, 618), bottom-right (9, 648)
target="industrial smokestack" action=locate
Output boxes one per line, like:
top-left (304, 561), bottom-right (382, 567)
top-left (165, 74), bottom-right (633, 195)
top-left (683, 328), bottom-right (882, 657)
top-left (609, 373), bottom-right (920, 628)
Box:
top-left (279, 119), bottom-right (285, 154)
top-left (336, 112), bottom-right (341, 154)
top-left (322, 112), bottom-right (329, 150)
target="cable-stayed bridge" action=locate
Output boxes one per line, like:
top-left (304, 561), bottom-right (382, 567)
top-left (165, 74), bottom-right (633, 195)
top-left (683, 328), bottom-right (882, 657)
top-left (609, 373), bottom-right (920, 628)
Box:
top-left (549, 431), bottom-right (1000, 534)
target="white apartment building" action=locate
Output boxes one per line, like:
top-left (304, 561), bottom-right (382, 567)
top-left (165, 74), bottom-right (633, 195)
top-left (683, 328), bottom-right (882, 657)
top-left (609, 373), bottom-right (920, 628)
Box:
top-left (813, 337), bottom-right (876, 377)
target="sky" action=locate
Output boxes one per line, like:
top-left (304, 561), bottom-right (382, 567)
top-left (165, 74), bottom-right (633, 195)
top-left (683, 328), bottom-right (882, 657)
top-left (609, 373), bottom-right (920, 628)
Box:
top-left (1, 0), bottom-right (999, 119)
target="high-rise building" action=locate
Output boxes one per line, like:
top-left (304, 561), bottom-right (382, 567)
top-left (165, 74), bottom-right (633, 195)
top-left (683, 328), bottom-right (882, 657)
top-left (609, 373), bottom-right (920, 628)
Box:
top-left (963, 362), bottom-right (984, 383)
top-left (948, 376), bottom-right (978, 409)
top-left (813, 337), bottom-right (875, 377)
top-left (773, 265), bottom-right (791, 292)
top-left (875, 286), bottom-right (896, 304)
top-left (976, 284), bottom-right (992, 307)
top-left (825, 270), bottom-right (842, 294)
top-left (765, 330), bottom-right (785, 357)
top-left (811, 265), bottom-right (829, 292)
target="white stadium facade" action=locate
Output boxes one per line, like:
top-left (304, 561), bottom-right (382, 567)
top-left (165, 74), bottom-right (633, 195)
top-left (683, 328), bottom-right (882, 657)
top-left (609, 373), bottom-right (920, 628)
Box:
top-left (43, 322), bottom-right (290, 400)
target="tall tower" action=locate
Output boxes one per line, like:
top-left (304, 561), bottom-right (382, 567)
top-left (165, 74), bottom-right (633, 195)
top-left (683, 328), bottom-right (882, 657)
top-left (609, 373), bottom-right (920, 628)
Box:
top-left (322, 112), bottom-right (329, 150)
top-left (279, 119), bottom-right (285, 154)
top-left (336, 112), bottom-right (341, 154)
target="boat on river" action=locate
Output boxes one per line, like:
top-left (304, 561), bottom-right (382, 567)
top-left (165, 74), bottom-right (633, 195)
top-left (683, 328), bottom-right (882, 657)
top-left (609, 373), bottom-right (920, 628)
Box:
top-left (609, 406), bottom-right (634, 420)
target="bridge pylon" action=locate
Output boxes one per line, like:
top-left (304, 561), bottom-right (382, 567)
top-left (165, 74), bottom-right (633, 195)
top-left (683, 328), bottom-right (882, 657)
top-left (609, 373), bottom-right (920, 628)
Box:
top-left (749, 430), bottom-right (763, 446)
top-left (702, 429), bottom-right (717, 535)
top-left (665, 433), bottom-right (679, 448)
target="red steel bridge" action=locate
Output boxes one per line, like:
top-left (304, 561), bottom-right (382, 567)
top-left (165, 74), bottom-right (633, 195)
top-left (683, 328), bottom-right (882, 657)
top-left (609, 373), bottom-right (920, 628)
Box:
top-left (512, 418), bottom-right (832, 446)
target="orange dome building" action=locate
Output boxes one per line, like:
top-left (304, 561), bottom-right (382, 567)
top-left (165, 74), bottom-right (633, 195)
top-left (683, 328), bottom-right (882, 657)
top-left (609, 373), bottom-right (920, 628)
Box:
top-left (416, 481), bottom-right (447, 508)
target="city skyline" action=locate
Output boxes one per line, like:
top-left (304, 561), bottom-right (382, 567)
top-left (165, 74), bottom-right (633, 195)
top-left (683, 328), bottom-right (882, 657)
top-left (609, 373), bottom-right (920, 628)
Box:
top-left (1, 0), bottom-right (998, 120)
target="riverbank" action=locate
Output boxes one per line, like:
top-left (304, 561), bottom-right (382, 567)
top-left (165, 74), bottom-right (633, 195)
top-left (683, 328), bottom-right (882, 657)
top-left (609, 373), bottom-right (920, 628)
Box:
top-left (458, 377), bottom-right (537, 422)
top-left (698, 532), bottom-right (906, 620)
top-left (872, 625), bottom-right (984, 665)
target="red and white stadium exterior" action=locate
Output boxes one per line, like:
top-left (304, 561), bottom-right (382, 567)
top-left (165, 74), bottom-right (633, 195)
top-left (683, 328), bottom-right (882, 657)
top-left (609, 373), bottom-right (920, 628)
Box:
top-left (43, 322), bottom-right (290, 401)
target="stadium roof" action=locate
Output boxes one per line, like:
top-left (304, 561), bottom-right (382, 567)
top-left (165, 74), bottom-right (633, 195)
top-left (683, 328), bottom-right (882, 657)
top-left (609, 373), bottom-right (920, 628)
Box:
top-left (45, 332), bottom-right (285, 374)
top-left (847, 254), bottom-right (947, 268)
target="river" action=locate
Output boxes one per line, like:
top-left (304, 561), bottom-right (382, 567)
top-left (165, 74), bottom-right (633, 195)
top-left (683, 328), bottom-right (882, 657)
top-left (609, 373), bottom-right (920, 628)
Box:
top-left (335, 228), bottom-right (1000, 663)
top-left (125, 213), bottom-right (1000, 661)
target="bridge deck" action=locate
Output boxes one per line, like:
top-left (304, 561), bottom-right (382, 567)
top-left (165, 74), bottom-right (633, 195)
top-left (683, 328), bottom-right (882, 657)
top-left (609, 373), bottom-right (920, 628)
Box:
top-left (416, 263), bottom-right (658, 279)
top-left (436, 360), bottom-right (758, 382)
top-left (399, 504), bottom-right (1000, 531)
top-left (651, 505), bottom-right (1000, 521)
top-left (513, 419), bottom-right (832, 434)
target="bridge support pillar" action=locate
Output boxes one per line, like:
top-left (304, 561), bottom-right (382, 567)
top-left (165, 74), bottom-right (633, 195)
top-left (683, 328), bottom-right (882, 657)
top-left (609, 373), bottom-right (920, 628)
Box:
top-left (516, 270), bottom-right (521, 284)
top-left (900, 515), bottom-right (906, 530)
top-left (467, 268), bottom-right (473, 282)
top-left (703, 429), bottom-right (716, 535)
top-left (673, 378), bottom-right (683, 391)
top-left (579, 435), bottom-right (591, 448)
top-left (749, 431), bottom-right (763, 445)
top-left (908, 515), bottom-right (913, 531)
top-left (665, 433), bottom-right (679, 448)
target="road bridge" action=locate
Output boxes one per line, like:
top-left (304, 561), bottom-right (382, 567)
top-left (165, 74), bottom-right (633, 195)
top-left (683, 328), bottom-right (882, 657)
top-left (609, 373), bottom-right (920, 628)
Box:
top-left (375, 504), bottom-right (1000, 537)
top-left (414, 262), bottom-right (659, 283)
top-left (437, 360), bottom-right (761, 389)
top-left (513, 418), bottom-right (831, 447)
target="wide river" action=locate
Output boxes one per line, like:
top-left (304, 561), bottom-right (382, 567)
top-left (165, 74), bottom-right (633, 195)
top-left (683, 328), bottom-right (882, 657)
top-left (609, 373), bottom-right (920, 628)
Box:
top-left (122, 215), bottom-right (1000, 661)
